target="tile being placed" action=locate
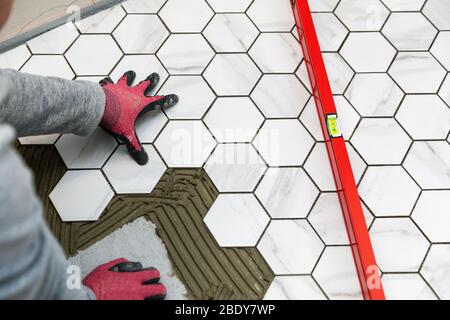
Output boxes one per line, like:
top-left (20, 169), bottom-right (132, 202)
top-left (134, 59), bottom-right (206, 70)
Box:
top-left (204, 54), bottom-right (261, 96)
top-left (370, 218), bottom-right (429, 272)
top-left (264, 276), bottom-right (326, 300)
top-left (253, 119), bottom-right (314, 166)
top-left (251, 74), bottom-right (310, 118)
top-left (423, 0), bottom-right (450, 30)
top-left (155, 120), bottom-right (216, 167)
top-left (122, 0), bottom-right (166, 13)
top-left (247, 0), bottom-right (295, 32)
top-left (404, 141), bottom-right (450, 189)
top-left (359, 166), bottom-right (420, 217)
top-left (340, 33), bottom-right (396, 72)
top-left (382, 13), bottom-right (437, 51)
top-left (55, 128), bottom-right (118, 169)
top-left (381, 0), bottom-right (426, 11)
top-left (396, 95), bottom-right (450, 140)
top-left (205, 144), bottom-right (267, 192)
top-left (27, 23), bottom-right (79, 54)
top-left (50, 170), bottom-right (114, 222)
top-left (412, 191), bottom-right (450, 243)
top-left (21, 55), bottom-right (74, 79)
top-left (206, 0), bottom-right (252, 12)
top-left (430, 32), bottom-right (450, 71)
top-left (113, 15), bottom-right (168, 54)
top-left (65, 35), bottom-right (122, 75)
top-left (389, 52), bottom-right (446, 94)
top-left (249, 33), bottom-right (302, 73)
top-left (382, 274), bottom-right (437, 300)
top-left (335, 0), bottom-right (389, 31)
top-left (322, 53), bottom-right (354, 94)
top-left (103, 145), bottom-right (166, 194)
top-left (345, 73), bottom-right (404, 117)
top-left (135, 111), bottom-right (168, 144)
top-left (204, 97), bottom-right (264, 143)
top-left (77, 6), bottom-right (125, 33)
top-left (351, 118), bottom-right (411, 165)
top-left (204, 194), bottom-right (269, 247)
top-left (158, 34), bottom-right (214, 75)
top-left (203, 14), bottom-right (258, 53)
top-left (421, 244), bottom-right (450, 300)
top-left (312, 13), bottom-right (348, 52)
top-left (0, 45), bottom-right (30, 69)
top-left (158, 76), bottom-right (215, 120)
top-left (257, 220), bottom-right (324, 274)
top-left (313, 246), bottom-right (363, 300)
top-left (308, 193), bottom-right (350, 245)
top-left (159, 0), bottom-right (213, 33)
top-left (304, 143), bottom-right (336, 191)
top-left (255, 168), bottom-right (319, 219)
top-left (19, 135), bottom-right (60, 145)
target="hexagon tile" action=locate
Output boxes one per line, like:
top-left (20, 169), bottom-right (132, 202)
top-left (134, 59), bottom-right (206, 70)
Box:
top-left (2, 0), bottom-right (450, 301)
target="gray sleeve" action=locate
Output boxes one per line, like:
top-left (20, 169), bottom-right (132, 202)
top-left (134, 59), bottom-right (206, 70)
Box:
top-left (0, 125), bottom-right (91, 299)
top-left (0, 68), bottom-right (105, 137)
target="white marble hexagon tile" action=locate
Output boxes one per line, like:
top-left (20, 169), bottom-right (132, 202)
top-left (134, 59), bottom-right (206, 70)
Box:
top-left (1, 0), bottom-right (449, 300)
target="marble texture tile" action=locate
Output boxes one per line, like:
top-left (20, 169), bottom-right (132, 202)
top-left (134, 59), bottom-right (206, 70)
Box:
top-left (78, 5), bottom-right (125, 33)
top-left (251, 74), bottom-right (310, 118)
top-left (309, 0), bottom-right (339, 12)
top-left (253, 119), bottom-right (315, 166)
top-left (255, 168), bottom-right (319, 219)
top-left (264, 276), bottom-right (326, 300)
top-left (65, 35), bottom-right (122, 76)
top-left (346, 142), bottom-right (367, 184)
top-left (50, 170), bottom-right (114, 222)
top-left (381, 0), bottom-right (426, 11)
top-left (122, 0), bottom-right (166, 13)
top-left (404, 141), bottom-right (450, 189)
top-left (203, 14), bottom-right (258, 53)
top-left (340, 33), bottom-right (396, 72)
top-left (205, 144), bottom-right (267, 192)
top-left (412, 190), bottom-right (450, 243)
top-left (308, 193), bottom-right (350, 245)
top-left (154, 120), bottom-right (216, 167)
top-left (313, 246), bottom-right (363, 300)
top-left (312, 13), bottom-right (348, 52)
top-left (159, 0), bottom-right (213, 33)
top-left (382, 13), bottom-right (437, 51)
top-left (113, 15), bottom-right (168, 54)
top-left (421, 244), bottom-right (450, 299)
top-left (18, 134), bottom-right (60, 145)
top-left (439, 74), bottom-right (450, 106)
top-left (351, 118), bottom-right (411, 165)
top-left (257, 220), bottom-right (324, 274)
top-left (55, 128), bottom-right (118, 169)
top-left (204, 54), bottom-right (261, 96)
top-left (333, 96), bottom-right (360, 139)
top-left (396, 95), bottom-right (450, 140)
top-left (0, 45), bottom-right (30, 70)
top-left (247, 0), bottom-right (295, 32)
top-left (430, 32), bottom-right (450, 71)
top-left (21, 55), bottom-right (75, 79)
top-left (370, 218), bottom-right (429, 272)
top-left (204, 97), bottom-right (264, 143)
top-left (335, 0), bottom-right (389, 31)
top-left (249, 33), bottom-right (302, 73)
top-left (135, 110), bottom-right (168, 144)
top-left (304, 143), bottom-right (336, 191)
top-left (103, 145), bottom-right (166, 194)
top-left (158, 34), bottom-right (214, 75)
top-left (382, 274), bottom-right (437, 300)
top-left (159, 76), bottom-right (215, 120)
top-left (422, 0), bottom-right (450, 31)
top-left (323, 53), bottom-right (354, 94)
top-left (296, 60), bottom-right (312, 92)
top-left (28, 23), bottom-right (79, 54)
top-left (299, 98), bottom-right (324, 142)
top-left (359, 166), bottom-right (421, 217)
top-left (206, 0), bottom-right (252, 13)
top-left (204, 194), bottom-right (269, 247)
top-left (389, 52), bottom-right (447, 94)
top-left (345, 73), bottom-right (404, 117)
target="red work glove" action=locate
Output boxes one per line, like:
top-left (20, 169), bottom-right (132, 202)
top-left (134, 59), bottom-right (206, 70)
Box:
top-left (83, 258), bottom-right (167, 300)
top-left (99, 71), bottom-right (178, 165)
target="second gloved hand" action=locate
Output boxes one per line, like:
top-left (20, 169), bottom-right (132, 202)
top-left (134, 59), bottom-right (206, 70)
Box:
top-left (99, 71), bottom-right (178, 165)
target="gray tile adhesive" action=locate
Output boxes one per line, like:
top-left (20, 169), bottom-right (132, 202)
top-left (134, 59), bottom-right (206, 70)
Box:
top-left (17, 145), bottom-right (275, 300)
top-left (0, 0), bottom-right (124, 54)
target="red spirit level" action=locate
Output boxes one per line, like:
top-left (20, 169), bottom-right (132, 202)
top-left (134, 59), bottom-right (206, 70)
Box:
top-left (291, 0), bottom-right (385, 300)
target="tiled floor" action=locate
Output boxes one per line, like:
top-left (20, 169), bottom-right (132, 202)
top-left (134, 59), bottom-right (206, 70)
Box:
top-left (1, 0), bottom-right (450, 300)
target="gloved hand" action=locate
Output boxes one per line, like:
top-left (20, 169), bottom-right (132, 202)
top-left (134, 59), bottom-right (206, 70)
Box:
top-left (83, 258), bottom-right (167, 300)
top-left (100, 71), bottom-right (178, 165)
